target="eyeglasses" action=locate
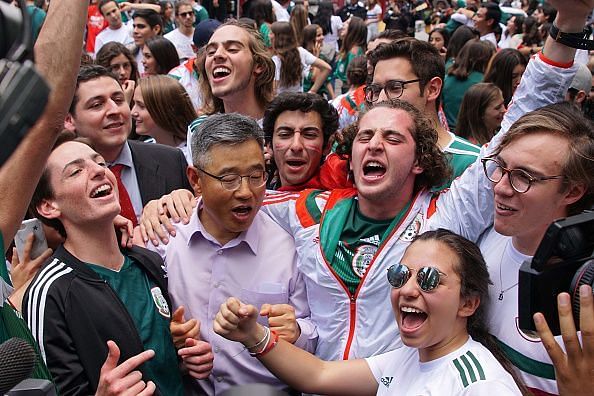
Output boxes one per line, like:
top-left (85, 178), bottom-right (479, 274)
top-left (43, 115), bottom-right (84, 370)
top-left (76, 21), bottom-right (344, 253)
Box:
top-left (481, 157), bottom-right (565, 194)
top-left (364, 79), bottom-right (421, 103)
top-left (387, 264), bottom-right (447, 292)
top-left (197, 167), bottom-right (268, 191)
top-left (178, 11), bottom-right (194, 18)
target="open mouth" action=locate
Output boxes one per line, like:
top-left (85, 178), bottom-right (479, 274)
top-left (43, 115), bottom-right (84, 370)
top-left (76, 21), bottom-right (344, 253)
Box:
top-left (363, 161), bottom-right (386, 179)
top-left (212, 66), bottom-right (231, 79)
top-left (104, 121), bottom-right (124, 130)
top-left (231, 205), bottom-right (253, 219)
top-left (496, 203), bottom-right (516, 212)
top-left (400, 306), bottom-right (428, 331)
top-left (90, 184), bottom-right (113, 198)
top-left (286, 159), bottom-right (307, 169)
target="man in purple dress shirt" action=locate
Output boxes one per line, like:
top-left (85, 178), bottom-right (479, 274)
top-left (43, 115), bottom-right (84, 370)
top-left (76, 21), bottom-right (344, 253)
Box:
top-left (145, 113), bottom-right (317, 395)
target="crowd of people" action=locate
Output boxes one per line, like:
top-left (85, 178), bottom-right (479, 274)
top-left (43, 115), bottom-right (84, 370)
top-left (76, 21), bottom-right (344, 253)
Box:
top-left (1, 0), bottom-right (594, 395)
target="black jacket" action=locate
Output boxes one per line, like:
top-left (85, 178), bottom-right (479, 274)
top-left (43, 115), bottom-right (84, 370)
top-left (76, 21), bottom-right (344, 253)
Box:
top-left (128, 140), bottom-right (192, 206)
top-left (23, 245), bottom-right (172, 396)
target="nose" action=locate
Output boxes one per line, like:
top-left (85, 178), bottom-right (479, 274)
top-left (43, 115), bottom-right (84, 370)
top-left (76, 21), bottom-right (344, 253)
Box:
top-left (90, 161), bottom-right (107, 178)
top-left (377, 87), bottom-right (389, 102)
top-left (493, 170), bottom-right (514, 197)
top-left (398, 273), bottom-right (421, 299)
top-left (106, 98), bottom-right (123, 116)
top-left (234, 177), bottom-right (254, 200)
top-left (367, 131), bottom-right (384, 152)
top-left (288, 132), bottom-right (305, 152)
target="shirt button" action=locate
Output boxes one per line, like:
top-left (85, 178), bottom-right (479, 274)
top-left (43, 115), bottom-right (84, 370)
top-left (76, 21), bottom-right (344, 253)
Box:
top-left (216, 376), bottom-right (224, 382)
top-left (217, 250), bottom-right (223, 255)
top-left (213, 282), bottom-right (220, 288)
top-left (214, 346), bottom-right (220, 353)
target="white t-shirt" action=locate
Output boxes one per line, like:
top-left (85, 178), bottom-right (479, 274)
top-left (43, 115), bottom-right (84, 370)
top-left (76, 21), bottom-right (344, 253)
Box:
top-left (366, 337), bottom-right (522, 395)
top-left (272, 0), bottom-right (290, 22)
top-left (94, 23), bottom-right (134, 58)
top-left (164, 28), bottom-right (195, 61)
top-left (323, 15), bottom-right (344, 51)
top-left (273, 46), bottom-right (317, 93)
top-left (479, 228), bottom-right (562, 394)
top-left (480, 32), bottom-right (498, 48)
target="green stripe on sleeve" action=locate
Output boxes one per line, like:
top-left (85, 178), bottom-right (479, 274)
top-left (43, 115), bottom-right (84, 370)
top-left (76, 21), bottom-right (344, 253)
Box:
top-left (453, 358), bottom-right (469, 387)
top-left (467, 351), bottom-right (485, 380)
top-left (460, 354), bottom-right (477, 383)
top-left (496, 338), bottom-right (556, 380)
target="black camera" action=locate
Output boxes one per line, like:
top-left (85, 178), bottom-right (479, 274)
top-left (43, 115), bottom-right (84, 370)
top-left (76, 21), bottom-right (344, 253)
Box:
top-left (0, 0), bottom-right (50, 168)
top-left (518, 210), bottom-right (594, 335)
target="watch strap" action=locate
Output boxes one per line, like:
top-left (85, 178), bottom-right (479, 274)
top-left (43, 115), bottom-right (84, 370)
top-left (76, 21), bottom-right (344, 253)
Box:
top-left (549, 23), bottom-right (594, 51)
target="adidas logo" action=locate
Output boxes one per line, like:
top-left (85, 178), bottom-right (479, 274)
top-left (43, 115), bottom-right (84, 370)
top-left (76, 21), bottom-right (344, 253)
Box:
top-left (380, 376), bottom-right (393, 388)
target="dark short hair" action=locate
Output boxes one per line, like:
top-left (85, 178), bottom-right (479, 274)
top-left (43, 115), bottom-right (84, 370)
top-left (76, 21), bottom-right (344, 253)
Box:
top-left (263, 92), bottom-right (339, 148)
top-left (369, 39), bottom-right (445, 111)
top-left (70, 65), bottom-right (120, 115)
top-left (482, 2), bottom-right (502, 26)
top-left (538, 3), bottom-right (557, 22)
top-left (98, 0), bottom-right (118, 15)
top-left (132, 9), bottom-right (163, 32)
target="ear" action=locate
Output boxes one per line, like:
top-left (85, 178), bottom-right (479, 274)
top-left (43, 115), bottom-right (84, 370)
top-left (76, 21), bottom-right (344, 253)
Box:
top-left (153, 25), bottom-right (162, 35)
top-left (252, 58), bottom-right (265, 77)
top-left (186, 166), bottom-right (203, 197)
top-left (562, 182), bottom-right (587, 207)
top-left (458, 294), bottom-right (480, 318)
top-left (64, 113), bottom-right (77, 132)
top-left (37, 198), bottom-right (61, 220)
top-left (423, 76), bottom-right (442, 109)
top-left (575, 90), bottom-right (587, 105)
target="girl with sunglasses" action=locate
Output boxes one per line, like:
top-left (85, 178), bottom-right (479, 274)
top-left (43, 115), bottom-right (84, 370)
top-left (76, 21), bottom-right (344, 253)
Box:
top-left (214, 229), bottom-right (525, 395)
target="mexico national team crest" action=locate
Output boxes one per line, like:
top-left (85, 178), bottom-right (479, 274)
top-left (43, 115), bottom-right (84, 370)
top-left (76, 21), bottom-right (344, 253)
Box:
top-left (352, 244), bottom-right (377, 278)
top-left (399, 212), bottom-right (424, 242)
top-left (151, 287), bottom-right (171, 318)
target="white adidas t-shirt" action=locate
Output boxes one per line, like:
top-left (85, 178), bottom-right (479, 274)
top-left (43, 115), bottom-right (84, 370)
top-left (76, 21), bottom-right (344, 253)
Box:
top-left (366, 337), bottom-right (521, 395)
top-left (273, 47), bottom-right (317, 93)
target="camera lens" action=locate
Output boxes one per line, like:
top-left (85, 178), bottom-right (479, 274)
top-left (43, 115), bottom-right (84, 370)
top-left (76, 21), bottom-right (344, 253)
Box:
top-left (570, 259), bottom-right (594, 325)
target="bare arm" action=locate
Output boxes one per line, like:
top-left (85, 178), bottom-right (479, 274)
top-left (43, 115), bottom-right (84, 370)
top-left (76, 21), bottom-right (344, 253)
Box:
top-left (308, 58), bottom-right (332, 94)
top-left (214, 298), bottom-right (377, 395)
top-left (0, 0), bottom-right (86, 249)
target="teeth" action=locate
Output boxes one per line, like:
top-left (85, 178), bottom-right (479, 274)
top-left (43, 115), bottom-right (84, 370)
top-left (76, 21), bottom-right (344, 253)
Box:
top-left (365, 161), bottom-right (384, 168)
top-left (401, 306), bottom-right (425, 314)
top-left (497, 203), bottom-right (514, 211)
top-left (213, 67), bottom-right (230, 77)
top-left (91, 184), bottom-right (111, 198)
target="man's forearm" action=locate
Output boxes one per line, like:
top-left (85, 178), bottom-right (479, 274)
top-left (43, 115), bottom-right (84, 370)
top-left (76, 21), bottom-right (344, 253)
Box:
top-left (0, 0), bottom-right (87, 249)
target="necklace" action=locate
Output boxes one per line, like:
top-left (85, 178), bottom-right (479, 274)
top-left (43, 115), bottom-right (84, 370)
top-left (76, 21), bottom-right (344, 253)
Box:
top-left (498, 241), bottom-right (519, 301)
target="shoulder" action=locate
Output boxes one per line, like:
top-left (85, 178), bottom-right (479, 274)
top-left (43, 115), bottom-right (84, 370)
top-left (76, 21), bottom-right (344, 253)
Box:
top-left (25, 254), bottom-right (77, 309)
top-left (188, 114), bottom-right (210, 134)
top-left (129, 140), bottom-right (185, 159)
top-left (448, 339), bottom-right (519, 392)
top-left (446, 134), bottom-right (481, 154)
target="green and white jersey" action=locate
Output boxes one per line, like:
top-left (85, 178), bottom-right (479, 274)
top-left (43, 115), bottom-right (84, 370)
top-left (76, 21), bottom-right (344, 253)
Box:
top-left (367, 337), bottom-right (522, 395)
top-left (436, 132), bottom-right (481, 191)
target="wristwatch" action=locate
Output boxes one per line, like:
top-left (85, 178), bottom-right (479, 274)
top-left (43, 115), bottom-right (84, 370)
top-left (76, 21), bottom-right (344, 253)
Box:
top-left (549, 23), bottom-right (594, 50)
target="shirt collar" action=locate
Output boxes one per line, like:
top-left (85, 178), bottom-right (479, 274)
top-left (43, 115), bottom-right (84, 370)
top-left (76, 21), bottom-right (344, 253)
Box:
top-left (188, 198), bottom-right (260, 255)
top-left (109, 141), bottom-right (133, 168)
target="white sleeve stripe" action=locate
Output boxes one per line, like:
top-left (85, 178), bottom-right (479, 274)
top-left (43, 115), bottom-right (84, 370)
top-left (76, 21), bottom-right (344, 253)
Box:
top-left (27, 258), bottom-right (62, 333)
top-left (26, 259), bottom-right (73, 363)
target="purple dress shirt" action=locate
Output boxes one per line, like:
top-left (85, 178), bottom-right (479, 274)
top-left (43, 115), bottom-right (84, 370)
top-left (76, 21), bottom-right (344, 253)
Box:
top-left (147, 200), bottom-right (317, 395)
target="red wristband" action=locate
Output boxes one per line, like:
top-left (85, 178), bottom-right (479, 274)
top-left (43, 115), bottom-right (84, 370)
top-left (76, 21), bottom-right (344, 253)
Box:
top-left (256, 330), bottom-right (279, 357)
top-left (538, 50), bottom-right (574, 69)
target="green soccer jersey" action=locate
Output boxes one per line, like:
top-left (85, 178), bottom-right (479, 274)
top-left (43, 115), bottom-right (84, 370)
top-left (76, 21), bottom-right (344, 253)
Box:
top-left (89, 256), bottom-right (184, 396)
top-left (330, 199), bottom-right (411, 295)
top-left (435, 132), bottom-right (481, 191)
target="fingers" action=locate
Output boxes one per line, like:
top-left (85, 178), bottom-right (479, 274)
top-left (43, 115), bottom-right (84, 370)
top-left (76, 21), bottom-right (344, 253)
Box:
top-left (260, 303), bottom-right (272, 317)
top-left (558, 292), bottom-right (581, 360)
top-left (11, 247), bottom-right (20, 268)
top-left (179, 339), bottom-right (214, 379)
top-left (579, 285), bottom-right (594, 360)
top-left (172, 306), bottom-right (185, 323)
top-left (101, 340), bottom-right (121, 372)
top-left (534, 312), bottom-right (566, 369)
top-left (171, 191), bottom-right (194, 224)
top-left (159, 195), bottom-right (181, 224)
top-left (22, 233), bottom-right (35, 260)
top-left (136, 382), bottom-right (156, 396)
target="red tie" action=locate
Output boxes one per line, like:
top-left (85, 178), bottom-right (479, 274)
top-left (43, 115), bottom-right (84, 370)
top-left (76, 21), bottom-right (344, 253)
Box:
top-left (109, 164), bottom-right (138, 227)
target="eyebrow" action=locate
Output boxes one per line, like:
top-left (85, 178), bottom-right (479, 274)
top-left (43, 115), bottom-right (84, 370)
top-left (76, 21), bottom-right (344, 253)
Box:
top-left (496, 154), bottom-right (546, 176)
top-left (216, 163), bottom-right (265, 174)
top-left (205, 40), bottom-right (246, 51)
top-left (61, 153), bottom-right (103, 174)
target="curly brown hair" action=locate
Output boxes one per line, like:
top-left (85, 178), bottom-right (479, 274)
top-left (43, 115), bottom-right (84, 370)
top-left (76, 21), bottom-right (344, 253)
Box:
top-left (336, 99), bottom-right (451, 192)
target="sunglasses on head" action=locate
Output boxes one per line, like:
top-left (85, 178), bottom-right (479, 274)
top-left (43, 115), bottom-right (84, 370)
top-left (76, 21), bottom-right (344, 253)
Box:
top-left (386, 264), bottom-right (447, 292)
